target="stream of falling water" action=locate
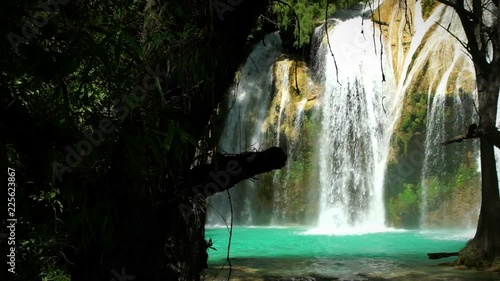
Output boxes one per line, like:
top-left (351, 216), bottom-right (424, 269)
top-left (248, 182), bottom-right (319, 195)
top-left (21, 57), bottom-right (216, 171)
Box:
top-left (417, 6), bottom-right (477, 226)
top-left (421, 49), bottom-right (461, 226)
top-left (312, 15), bottom-right (394, 233)
top-left (275, 61), bottom-right (291, 147)
top-left (293, 99), bottom-right (308, 140)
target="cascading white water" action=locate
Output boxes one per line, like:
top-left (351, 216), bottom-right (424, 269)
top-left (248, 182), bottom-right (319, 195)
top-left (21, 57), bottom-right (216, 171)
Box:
top-left (293, 99), bottom-right (308, 137)
top-left (270, 60), bottom-right (291, 224)
top-left (271, 97), bottom-right (309, 224)
top-left (495, 94), bottom-right (500, 191)
top-left (416, 5), bottom-right (477, 226)
top-left (275, 61), bottom-right (291, 146)
top-left (206, 33), bottom-right (282, 226)
top-left (313, 15), bottom-right (395, 233)
top-left (420, 51), bottom-right (460, 226)
top-left (388, 4), bottom-right (447, 132)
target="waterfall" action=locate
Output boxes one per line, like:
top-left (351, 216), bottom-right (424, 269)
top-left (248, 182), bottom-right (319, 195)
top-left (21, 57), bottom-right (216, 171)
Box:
top-left (207, 3), bottom-right (483, 229)
top-left (270, 97), bottom-right (309, 224)
top-left (420, 50), bottom-right (460, 226)
top-left (312, 15), bottom-right (394, 233)
top-left (206, 33), bottom-right (282, 226)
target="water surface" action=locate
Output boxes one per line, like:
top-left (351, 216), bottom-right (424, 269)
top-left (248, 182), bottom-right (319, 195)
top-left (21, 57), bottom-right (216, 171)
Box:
top-left (203, 227), bottom-right (499, 280)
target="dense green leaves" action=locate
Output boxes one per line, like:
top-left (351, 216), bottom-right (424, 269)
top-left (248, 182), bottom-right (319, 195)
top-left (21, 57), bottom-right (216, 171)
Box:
top-left (387, 183), bottom-right (421, 226)
top-left (0, 0), bottom-right (216, 279)
top-left (271, 0), bottom-right (362, 47)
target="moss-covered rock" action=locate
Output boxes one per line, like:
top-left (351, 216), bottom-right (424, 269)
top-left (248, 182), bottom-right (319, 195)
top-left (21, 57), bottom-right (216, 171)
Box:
top-left (256, 58), bottom-right (322, 224)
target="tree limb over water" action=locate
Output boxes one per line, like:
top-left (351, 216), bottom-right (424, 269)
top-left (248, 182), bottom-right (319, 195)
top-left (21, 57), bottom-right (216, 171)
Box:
top-left (428, 252), bottom-right (460, 259)
top-left (185, 147), bottom-right (287, 197)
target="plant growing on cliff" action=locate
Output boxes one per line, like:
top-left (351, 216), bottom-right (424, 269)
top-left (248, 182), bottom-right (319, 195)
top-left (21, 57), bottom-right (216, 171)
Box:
top-left (271, 0), bottom-right (362, 48)
top-left (387, 183), bottom-right (421, 226)
top-left (272, 0), bottom-right (327, 48)
top-left (394, 92), bottom-right (428, 155)
top-left (421, 0), bottom-right (438, 19)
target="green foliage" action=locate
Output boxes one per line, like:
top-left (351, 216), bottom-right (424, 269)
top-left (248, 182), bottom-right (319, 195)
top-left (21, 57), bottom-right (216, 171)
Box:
top-left (387, 89), bottom-right (480, 227)
top-left (40, 267), bottom-right (71, 281)
top-left (387, 183), bottom-right (421, 226)
top-left (1, 0), bottom-right (227, 279)
top-left (425, 163), bottom-right (479, 210)
top-left (399, 184), bottom-right (421, 212)
top-left (272, 0), bottom-right (361, 48)
top-left (18, 225), bottom-right (71, 281)
top-left (401, 115), bottom-right (412, 131)
top-left (394, 92), bottom-right (428, 155)
top-left (455, 163), bottom-right (478, 186)
top-left (387, 162), bottom-right (480, 227)
top-left (400, 93), bottom-right (427, 133)
top-left (421, 0), bottom-right (437, 20)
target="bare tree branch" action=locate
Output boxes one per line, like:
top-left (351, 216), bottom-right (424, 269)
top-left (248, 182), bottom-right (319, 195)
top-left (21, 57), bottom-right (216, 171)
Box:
top-left (442, 124), bottom-right (480, 145)
top-left (437, 0), bottom-right (491, 76)
top-left (378, 0), bottom-right (386, 81)
top-left (442, 124), bottom-right (500, 150)
top-left (185, 146), bottom-right (287, 196)
top-left (482, 126), bottom-right (500, 149)
top-left (435, 21), bottom-right (472, 59)
top-left (272, 0), bottom-right (302, 94)
top-left (437, 0), bottom-right (473, 16)
top-left (325, 2), bottom-right (341, 85)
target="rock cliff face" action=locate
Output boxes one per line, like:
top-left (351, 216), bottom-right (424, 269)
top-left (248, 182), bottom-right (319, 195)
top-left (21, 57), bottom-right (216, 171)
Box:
top-left (374, 0), bottom-right (480, 228)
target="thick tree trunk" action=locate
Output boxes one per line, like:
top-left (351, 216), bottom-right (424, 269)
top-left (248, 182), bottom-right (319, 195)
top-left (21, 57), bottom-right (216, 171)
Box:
top-left (70, 1), bottom-right (273, 280)
top-left (185, 147), bottom-right (287, 196)
top-left (475, 137), bottom-right (500, 255)
top-left (475, 76), bottom-right (500, 256)
top-left (457, 75), bottom-right (500, 268)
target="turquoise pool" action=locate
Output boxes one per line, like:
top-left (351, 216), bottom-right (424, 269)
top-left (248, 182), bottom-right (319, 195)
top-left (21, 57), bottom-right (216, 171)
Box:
top-left (203, 227), bottom-right (499, 280)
